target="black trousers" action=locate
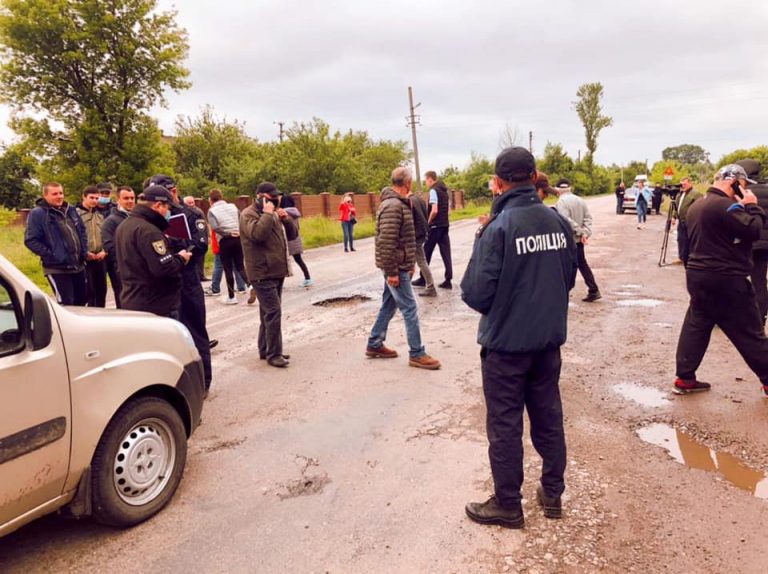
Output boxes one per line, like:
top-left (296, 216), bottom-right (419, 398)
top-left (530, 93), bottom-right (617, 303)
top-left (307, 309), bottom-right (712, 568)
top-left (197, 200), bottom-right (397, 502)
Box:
top-left (424, 226), bottom-right (452, 281)
top-left (253, 278), bottom-right (284, 360)
top-left (47, 271), bottom-right (87, 306)
top-left (677, 221), bottom-right (691, 266)
top-left (751, 250), bottom-right (768, 325)
top-left (676, 270), bottom-right (768, 383)
top-left (85, 258), bottom-right (107, 307)
top-left (179, 265), bottom-right (212, 389)
top-left (292, 254), bottom-right (310, 280)
top-left (576, 242), bottom-right (599, 294)
top-left (481, 347), bottom-right (566, 508)
top-left (106, 258), bottom-right (122, 308)
top-left (219, 236), bottom-right (247, 298)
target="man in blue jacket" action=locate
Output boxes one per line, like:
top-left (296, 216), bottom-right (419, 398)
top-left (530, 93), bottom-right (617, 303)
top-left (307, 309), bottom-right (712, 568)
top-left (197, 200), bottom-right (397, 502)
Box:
top-left (461, 147), bottom-right (576, 529)
top-left (24, 182), bottom-right (88, 305)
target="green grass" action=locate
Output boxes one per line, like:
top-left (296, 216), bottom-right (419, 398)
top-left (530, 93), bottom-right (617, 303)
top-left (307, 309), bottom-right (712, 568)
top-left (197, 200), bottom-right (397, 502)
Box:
top-left (1, 226), bottom-right (50, 292)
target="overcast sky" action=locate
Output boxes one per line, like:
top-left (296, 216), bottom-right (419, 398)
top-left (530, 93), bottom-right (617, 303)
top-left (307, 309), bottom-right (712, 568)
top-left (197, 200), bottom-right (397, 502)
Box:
top-left (3, 0), bottom-right (768, 174)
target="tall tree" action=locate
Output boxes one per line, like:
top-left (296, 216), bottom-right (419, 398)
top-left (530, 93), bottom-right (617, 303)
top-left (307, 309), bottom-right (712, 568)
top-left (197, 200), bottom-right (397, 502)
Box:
top-left (538, 142), bottom-right (574, 180)
top-left (0, 0), bottom-right (190, 190)
top-left (573, 82), bottom-right (613, 166)
top-left (662, 144), bottom-right (709, 165)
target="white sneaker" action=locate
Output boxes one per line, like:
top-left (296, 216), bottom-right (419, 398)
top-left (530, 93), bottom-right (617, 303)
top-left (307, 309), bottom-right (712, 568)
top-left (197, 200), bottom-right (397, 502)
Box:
top-left (221, 295), bottom-right (238, 305)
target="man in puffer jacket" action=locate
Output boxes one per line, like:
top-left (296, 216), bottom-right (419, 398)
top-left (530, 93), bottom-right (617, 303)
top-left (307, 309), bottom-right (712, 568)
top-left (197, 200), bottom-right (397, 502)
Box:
top-left (365, 167), bottom-right (440, 370)
top-left (24, 182), bottom-right (88, 305)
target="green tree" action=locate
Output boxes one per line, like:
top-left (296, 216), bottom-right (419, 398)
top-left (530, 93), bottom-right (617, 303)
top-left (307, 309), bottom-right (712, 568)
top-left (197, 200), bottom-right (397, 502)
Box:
top-left (442, 153), bottom-right (494, 201)
top-left (0, 144), bottom-right (37, 209)
top-left (717, 146), bottom-right (768, 173)
top-left (0, 0), bottom-right (190, 190)
top-left (662, 144), bottom-right (709, 165)
top-left (573, 82), bottom-right (613, 167)
top-left (538, 142), bottom-right (574, 183)
top-left (621, 160), bottom-right (650, 186)
top-left (649, 160), bottom-right (691, 186)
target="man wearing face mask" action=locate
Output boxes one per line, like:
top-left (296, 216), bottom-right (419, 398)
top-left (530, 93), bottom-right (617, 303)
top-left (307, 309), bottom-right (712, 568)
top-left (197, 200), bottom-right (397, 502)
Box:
top-left (101, 185), bottom-right (136, 308)
top-left (115, 185), bottom-right (191, 317)
top-left (96, 182), bottom-right (117, 216)
top-left (674, 164), bottom-right (768, 397)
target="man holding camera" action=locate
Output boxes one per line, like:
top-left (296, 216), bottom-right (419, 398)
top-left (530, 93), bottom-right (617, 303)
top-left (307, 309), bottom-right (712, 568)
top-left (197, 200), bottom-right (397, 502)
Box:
top-left (674, 164), bottom-right (768, 397)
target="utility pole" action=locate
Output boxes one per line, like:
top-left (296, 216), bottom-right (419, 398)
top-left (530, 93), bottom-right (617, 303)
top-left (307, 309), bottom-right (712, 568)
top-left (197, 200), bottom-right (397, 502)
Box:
top-left (528, 131), bottom-right (533, 153)
top-left (274, 121), bottom-right (285, 143)
top-left (406, 87), bottom-right (422, 193)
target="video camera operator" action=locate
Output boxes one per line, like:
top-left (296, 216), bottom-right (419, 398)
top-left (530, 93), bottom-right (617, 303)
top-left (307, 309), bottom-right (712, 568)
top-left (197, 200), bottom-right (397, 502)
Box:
top-left (673, 164), bottom-right (768, 398)
top-left (736, 159), bottom-right (768, 325)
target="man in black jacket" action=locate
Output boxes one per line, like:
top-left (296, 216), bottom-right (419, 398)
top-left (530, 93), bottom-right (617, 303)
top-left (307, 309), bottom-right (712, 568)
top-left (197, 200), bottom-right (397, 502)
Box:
top-left (101, 186), bottom-right (135, 308)
top-left (115, 186), bottom-right (191, 316)
top-left (735, 160), bottom-right (768, 324)
top-left (674, 164), bottom-right (768, 397)
top-left (408, 190), bottom-right (436, 297)
top-left (24, 182), bottom-right (88, 305)
top-left (461, 147), bottom-right (576, 529)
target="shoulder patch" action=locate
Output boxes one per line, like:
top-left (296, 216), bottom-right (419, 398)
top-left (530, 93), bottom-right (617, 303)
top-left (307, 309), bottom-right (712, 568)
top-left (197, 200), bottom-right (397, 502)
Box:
top-left (196, 220), bottom-right (206, 230)
top-left (152, 240), bottom-right (167, 255)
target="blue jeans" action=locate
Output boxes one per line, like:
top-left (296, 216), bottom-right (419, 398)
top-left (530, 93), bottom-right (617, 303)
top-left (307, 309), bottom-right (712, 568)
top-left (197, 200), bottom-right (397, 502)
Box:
top-left (211, 254), bottom-right (246, 293)
top-left (637, 199), bottom-right (647, 223)
top-left (341, 221), bottom-right (355, 250)
top-left (367, 271), bottom-right (425, 358)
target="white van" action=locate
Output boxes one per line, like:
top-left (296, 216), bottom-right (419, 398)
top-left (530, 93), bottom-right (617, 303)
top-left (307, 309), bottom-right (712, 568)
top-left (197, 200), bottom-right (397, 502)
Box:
top-left (0, 254), bottom-right (204, 538)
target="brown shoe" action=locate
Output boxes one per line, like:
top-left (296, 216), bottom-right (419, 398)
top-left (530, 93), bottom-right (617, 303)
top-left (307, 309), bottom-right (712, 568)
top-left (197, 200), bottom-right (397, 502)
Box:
top-left (409, 354), bottom-right (441, 370)
top-left (366, 345), bottom-right (398, 358)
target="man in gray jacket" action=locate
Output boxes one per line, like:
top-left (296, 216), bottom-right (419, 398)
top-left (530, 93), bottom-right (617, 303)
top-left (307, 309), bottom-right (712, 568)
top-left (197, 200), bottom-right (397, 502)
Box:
top-left (554, 179), bottom-right (601, 302)
top-left (366, 167), bottom-right (440, 370)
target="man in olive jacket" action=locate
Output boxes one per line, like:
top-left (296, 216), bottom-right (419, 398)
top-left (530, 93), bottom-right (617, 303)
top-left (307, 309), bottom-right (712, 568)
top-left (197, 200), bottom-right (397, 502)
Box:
top-left (240, 182), bottom-right (297, 368)
top-left (366, 167), bottom-right (440, 370)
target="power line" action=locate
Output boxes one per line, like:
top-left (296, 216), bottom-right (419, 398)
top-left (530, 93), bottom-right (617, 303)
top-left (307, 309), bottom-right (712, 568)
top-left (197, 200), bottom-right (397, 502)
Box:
top-left (406, 86), bottom-right (422, 192)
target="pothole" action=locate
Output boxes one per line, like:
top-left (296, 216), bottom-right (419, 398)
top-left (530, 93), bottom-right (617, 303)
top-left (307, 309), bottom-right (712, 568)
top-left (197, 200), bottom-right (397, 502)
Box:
top-left (637, 423), bottom-right (768, 499)
top-left (312, 294), bottom-right (372, 308)
top-left (617, 299), bottom-right (663, 308)
top-left (612, 382), bottom-right (670, 407)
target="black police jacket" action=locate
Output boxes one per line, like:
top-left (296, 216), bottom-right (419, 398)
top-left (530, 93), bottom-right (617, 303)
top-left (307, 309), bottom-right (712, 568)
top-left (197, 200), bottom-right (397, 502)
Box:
top-left (115, 204), bottom-right (186, 315)
top-left (460, 186), bottom-right (576, 353)
top-left (750, 183), bottom-right (768, 251)
top-left (687, 187), bottom-right (766, 276)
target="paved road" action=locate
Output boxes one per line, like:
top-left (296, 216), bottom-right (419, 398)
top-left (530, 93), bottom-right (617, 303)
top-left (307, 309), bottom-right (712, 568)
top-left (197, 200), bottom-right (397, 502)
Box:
top-left (2, 197), bottom-right (767, 573)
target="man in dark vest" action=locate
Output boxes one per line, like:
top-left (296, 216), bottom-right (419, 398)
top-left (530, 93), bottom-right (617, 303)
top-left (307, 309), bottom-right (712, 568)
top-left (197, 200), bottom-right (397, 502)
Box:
top-left (414, 170), bottom-right (453, 289)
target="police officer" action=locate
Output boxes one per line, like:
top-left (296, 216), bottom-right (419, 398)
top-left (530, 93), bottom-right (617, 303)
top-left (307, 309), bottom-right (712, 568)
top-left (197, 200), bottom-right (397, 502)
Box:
top-left (735, 160), bottom-right (768, 324)
top-left (114, 185), bottom-right (190, 316)
top-left (147, 174), bottom-right (214, 391)
top-left (461, 147), bottom-right (576, 529)
top-left (674, 164), bottom-right (768, 397)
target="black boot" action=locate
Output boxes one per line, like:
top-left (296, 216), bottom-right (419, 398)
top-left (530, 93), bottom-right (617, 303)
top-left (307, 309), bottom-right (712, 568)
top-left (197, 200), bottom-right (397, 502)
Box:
top-left (465, 496), bottom-right (524, 528)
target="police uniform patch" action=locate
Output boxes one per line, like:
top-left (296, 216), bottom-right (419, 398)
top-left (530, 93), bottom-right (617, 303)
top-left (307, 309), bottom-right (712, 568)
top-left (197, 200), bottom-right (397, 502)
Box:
top-left (152, 240), bottom-right (167, 255)
top-left (196, 220), bottom-right (206, 231)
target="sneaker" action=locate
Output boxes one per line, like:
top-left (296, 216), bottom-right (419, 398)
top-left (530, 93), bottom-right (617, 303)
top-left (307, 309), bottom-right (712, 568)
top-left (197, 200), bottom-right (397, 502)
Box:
top-left (411, 277), bottom-right (426, 287)
top-left (267, 356), bottom-right (290, 368)
top-left (536, 486), bottom-right (562, 519)
top-left (438, 280), bottom-right (453, 289)
top-left (350, 247), bottom-right (356, 252)
top-left (419, 287), bottom-right (438, 297)
top-left (221, 295), bottom-right (238, 305)
top-left (409, 354), bottom-right (441, 370)
top-left (301, 278), bottom-right (314, 287)
top-left (209, 339), bottom-right (219, 350)
top-left (465, 496), bottom-right (524, 529)
top-left (204, 287), bottom-right (220, 297)
top-left (247, 286), bottom-right (257, 305)
top-left (582, 292), bottom-right (602, 303)
top-left (365, 345), bottom-right (398, 359)
top-left (673, 377), bottom-right (711, 395)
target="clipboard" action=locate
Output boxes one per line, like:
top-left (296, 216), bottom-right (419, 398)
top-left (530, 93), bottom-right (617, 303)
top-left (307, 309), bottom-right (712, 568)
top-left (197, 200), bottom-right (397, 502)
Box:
top-left (166, 213), bottom-right (192, 240)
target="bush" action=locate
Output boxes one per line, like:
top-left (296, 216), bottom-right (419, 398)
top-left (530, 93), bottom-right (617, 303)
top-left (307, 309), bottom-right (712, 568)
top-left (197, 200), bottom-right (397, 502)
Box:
top-left (0, 207), bottom-right (18, 227)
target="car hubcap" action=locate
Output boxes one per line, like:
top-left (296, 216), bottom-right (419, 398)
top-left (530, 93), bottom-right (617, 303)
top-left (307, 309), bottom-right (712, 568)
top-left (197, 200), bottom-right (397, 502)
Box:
top-left (113, 418), bottom-right (176, 506)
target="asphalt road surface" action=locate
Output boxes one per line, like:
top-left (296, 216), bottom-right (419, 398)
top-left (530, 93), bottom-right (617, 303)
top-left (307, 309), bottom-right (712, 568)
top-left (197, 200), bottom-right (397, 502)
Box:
top-left (2, 196), bottom-right (767, 573)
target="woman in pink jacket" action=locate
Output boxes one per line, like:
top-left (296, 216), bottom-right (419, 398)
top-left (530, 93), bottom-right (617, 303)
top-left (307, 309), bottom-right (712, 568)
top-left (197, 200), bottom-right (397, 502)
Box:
top-left (338, 194), bottom-right (357, 252)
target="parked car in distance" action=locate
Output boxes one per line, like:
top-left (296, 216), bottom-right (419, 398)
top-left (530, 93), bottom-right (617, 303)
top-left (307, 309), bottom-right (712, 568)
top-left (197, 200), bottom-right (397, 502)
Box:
top-left (621, 174), bottom-right (651, 213)
top-left (0, 253), bottom-right (205, 538)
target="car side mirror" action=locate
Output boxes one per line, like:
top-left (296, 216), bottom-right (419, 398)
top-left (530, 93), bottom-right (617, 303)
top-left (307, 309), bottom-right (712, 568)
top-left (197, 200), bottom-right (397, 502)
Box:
top-left (24, 290), bottom-right (53, 350)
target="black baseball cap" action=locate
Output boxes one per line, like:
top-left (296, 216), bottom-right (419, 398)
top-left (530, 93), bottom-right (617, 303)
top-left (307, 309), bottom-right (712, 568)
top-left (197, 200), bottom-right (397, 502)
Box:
top-left (735, 159), bottom-right (761, 180)
top-left (140, 185), bottom-right (174, 203)
top-left (495, 146), bottom-right (536, 182)
top-left (147, 174), bottom-right (176, 190)
top-left (256, 182), bottom-right (280, 197)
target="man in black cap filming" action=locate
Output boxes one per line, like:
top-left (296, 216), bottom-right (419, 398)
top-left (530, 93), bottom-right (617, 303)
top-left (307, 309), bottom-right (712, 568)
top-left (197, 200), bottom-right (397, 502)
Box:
top-left (673, 164), bottom-right (768, 397)
top-left (461, 147), bottom-right (576, 528)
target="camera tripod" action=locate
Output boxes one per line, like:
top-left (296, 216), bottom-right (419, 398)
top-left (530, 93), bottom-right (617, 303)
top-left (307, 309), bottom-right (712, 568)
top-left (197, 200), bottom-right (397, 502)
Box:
top-left (658, 198), bottom-right (679, 267)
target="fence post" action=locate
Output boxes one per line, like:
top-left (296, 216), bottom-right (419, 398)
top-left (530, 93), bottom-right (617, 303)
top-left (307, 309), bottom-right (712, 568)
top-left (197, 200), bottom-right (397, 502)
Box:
top-left (367, 192), bottom-right (377, 215)
top-left (320, 192), bottom-right (330, 217)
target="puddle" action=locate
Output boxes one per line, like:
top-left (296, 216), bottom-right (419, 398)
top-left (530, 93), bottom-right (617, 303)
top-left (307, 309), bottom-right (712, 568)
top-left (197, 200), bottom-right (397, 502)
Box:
top-left (637, 423), bottom-right (768, 499)
top-left (612, 383), bottom-right (670, 407)
top-left (313, 294), bottom-right (372, 307)
top-left (617, 299), bottom-right (663, 308)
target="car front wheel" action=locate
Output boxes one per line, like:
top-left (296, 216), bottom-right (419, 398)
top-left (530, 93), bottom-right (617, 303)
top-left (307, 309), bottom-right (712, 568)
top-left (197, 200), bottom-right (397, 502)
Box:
top-left (90, 396), bottom-right (187, 527)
